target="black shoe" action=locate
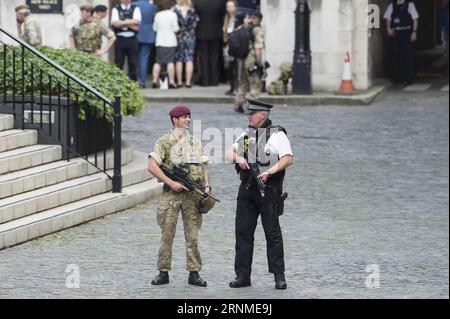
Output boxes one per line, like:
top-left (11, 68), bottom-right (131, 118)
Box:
top-left (151, 271), bottom-right (169, 285)
top-left (188, 271), bottom-right (207, 287)
top-left (274, 273), bottom-right (287, 290)
top-left (234, 104), bottom-right (244, 113)
top-left (139, 83), bottom-right (146, 89)
top-left (152, 82), bottom-right (158, 89)
top-left (169, 83), bottom-right (177, 89)
top-left (185, 84), bottom-right (192, 88)
top-left (229, 277), bottom-right (251, 288)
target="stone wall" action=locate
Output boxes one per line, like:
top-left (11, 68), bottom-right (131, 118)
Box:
top-left (368, 0), bottom-right (389, 81)
top-left (261, 0), bottom-right (373, 92)
top-left (0, 0), bottom-right (109, 49)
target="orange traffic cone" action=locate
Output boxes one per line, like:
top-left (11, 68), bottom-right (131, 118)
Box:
top-left (338, 52), bottom-right (355, 94)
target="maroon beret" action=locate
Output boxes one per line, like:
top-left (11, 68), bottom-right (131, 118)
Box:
top-left (169, 105), bottom-right (191, 118)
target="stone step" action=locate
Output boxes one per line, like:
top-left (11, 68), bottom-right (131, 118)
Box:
top-left (0, 114), bottom-right (14, 132)
top-left (0, 178), bottom-right (162, 250)
top-left (0, 129), bottom-right (38, 153)
top-left (0, 151), bottom-right (152, 224)
top-left (0, 144), bottom-right (62, 175)
top-left (84, 141), bottom-right (134, 175)
top-left (0, 143), bottom-right (135, 200)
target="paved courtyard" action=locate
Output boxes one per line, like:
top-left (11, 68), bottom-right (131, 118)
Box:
top-left (0, 88), bottom-right (448, 299)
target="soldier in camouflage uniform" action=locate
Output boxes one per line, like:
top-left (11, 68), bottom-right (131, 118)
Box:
top-left (15, 5), bottom-right (42, 47)
top-left (69, 4), bottom-right (116, 57)
top-left (234, 11), bottom-right (265, 113)
top-left (148, 105), bottom-right (210, 287)
top-left (267, 62), bottom-right (293, 95)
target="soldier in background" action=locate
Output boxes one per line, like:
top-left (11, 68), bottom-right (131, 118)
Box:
top-left (94, 5), bottom-right (108, 22)
top-left (267, 62), bottom-right (293, 96)
top-left (15, 4), bottom-right (42, 47)
top-left (69, 4), bottom-right (116, 57)
top-left (234, 11), bottom-right (265, 113)
top-left (148, 105), bottom-right (211, 287)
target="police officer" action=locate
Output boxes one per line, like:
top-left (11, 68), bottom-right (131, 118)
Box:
top-left (148, 105), bottom-right (211, 287)
top-left (227, 99), bottom-right (294, 289)
top-left (234, 11), bottom-right (265, 113)
top-left (69, 4), bottom-right (116, 57)
top-left (111, 0), bottom-right (142, 81)
top-left (384, 0), bottom-right (420, 85)
top-left (15, 5), bottom-right (42, 47)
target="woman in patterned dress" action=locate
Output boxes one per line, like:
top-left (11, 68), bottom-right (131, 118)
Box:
top-left (173, 0), bottom-right (199, 88)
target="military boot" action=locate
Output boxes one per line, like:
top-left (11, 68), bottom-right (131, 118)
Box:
top-left (188, 271), bottom-right (207, 287)
top-left (274, 273), bottom-right (287, 290)
top-left (234, 103), bottom-right (244, 113)
top-left (151, 271), bottom-right (169, 285)
top-left (229, 277), bottom-right (251, 288)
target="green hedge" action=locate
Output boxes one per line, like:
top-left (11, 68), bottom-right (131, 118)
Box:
top-left (0, 45), bottom-right (145, 122)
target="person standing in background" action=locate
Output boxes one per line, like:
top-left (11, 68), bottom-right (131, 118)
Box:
top-left (94, 5), bottom-right (108, 22)
top-left (111, 0), bottom-right (142, 81)
top-left (69, 3), bottom-right (116, 57)
top-left (194, 0), bottom-right (226, 87)
top-left (136, 0), bottom-right (157, 88)
top-left (152, 0), bottom-right (179, 89)
top-left (223, 0), bottom-right (241, 96)
top-left (234, 11), bottom-right (265, 113)
top-left (15, 4), bottom-right (42, 47)
top-left (384, 0), bottom-right (420, 85)
top-left (173, 0), bottom-right (199, 88)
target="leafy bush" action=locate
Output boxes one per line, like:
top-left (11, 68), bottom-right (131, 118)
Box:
top-left (0, 45), bottom-right (145, 122)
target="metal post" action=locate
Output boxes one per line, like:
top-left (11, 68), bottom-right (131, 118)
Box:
top-left (112, 95), bottom-right (122, 193)
top-left (292, 0), bottom-right (312, 95)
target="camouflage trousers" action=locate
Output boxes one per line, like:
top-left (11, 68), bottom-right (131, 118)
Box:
top-left (235, 54), bottom-right (262, 109)
top-left (156, 189), bottom-right (203, 272)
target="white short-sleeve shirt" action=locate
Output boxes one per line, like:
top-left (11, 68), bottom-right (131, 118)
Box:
top-left (153, 10), bottom-right (179, 47)
top-left (383, 2), bottom-right (419, 21)
top-left (232, 129), bottom-right (294, 161)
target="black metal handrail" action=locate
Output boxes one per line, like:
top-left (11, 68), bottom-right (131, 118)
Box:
top-left (0, 26), bottom-right (122, 193)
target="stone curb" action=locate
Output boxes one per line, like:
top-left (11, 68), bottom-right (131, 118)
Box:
top-left (142, 85), bottom-right (388, 106)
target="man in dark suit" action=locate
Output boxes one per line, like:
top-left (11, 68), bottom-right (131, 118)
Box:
top-left (194, 0), bottom-right (227, 86)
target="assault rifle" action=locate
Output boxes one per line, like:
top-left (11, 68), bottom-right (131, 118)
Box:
top-left (247, 163), bottom-right (266, 198)
top-left (160, 163), bottom-right (220, 202)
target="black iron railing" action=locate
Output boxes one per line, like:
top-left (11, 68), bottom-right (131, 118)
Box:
top-left (0, 27), bottom-right (122, 193)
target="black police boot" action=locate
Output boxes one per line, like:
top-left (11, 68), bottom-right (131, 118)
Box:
top-left (151, 271), bottom-right (169, 285)
top-left (188, 271), bottom-right (207, 287)
top-left (274, 273), bottom-right (287, 290)
top-left (229, 277), bottom-right (251, 288)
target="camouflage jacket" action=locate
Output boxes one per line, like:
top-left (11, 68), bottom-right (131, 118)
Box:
top-left (17, 16), bottom-right (42, 46)
top-left (149, 131), bottom-right (208, 183)
top-left (249, 25), bottom-right (264, 56)
top-left (71, 18), bottom-right (114, 53)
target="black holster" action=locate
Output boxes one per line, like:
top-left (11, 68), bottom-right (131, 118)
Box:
top-left (275, 192), bottom-right (288, 216)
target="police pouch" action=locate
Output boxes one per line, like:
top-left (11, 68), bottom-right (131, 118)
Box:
top-left (275, 192), bottom-right (288, 216)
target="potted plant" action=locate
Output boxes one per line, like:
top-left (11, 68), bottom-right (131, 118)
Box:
top-left (0, 45), bottom-right (145, 156)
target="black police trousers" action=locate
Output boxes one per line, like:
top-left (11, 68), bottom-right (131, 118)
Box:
top-left (234, 181), bottom-right (285, 278)
top-left (114, 36), bottom-right (139, 81)
top-left (388, 29), bottom-right (415, 84)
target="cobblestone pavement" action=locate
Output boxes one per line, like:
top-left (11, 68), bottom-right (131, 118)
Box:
top-left (0, 89), bottom-right (448, 299)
